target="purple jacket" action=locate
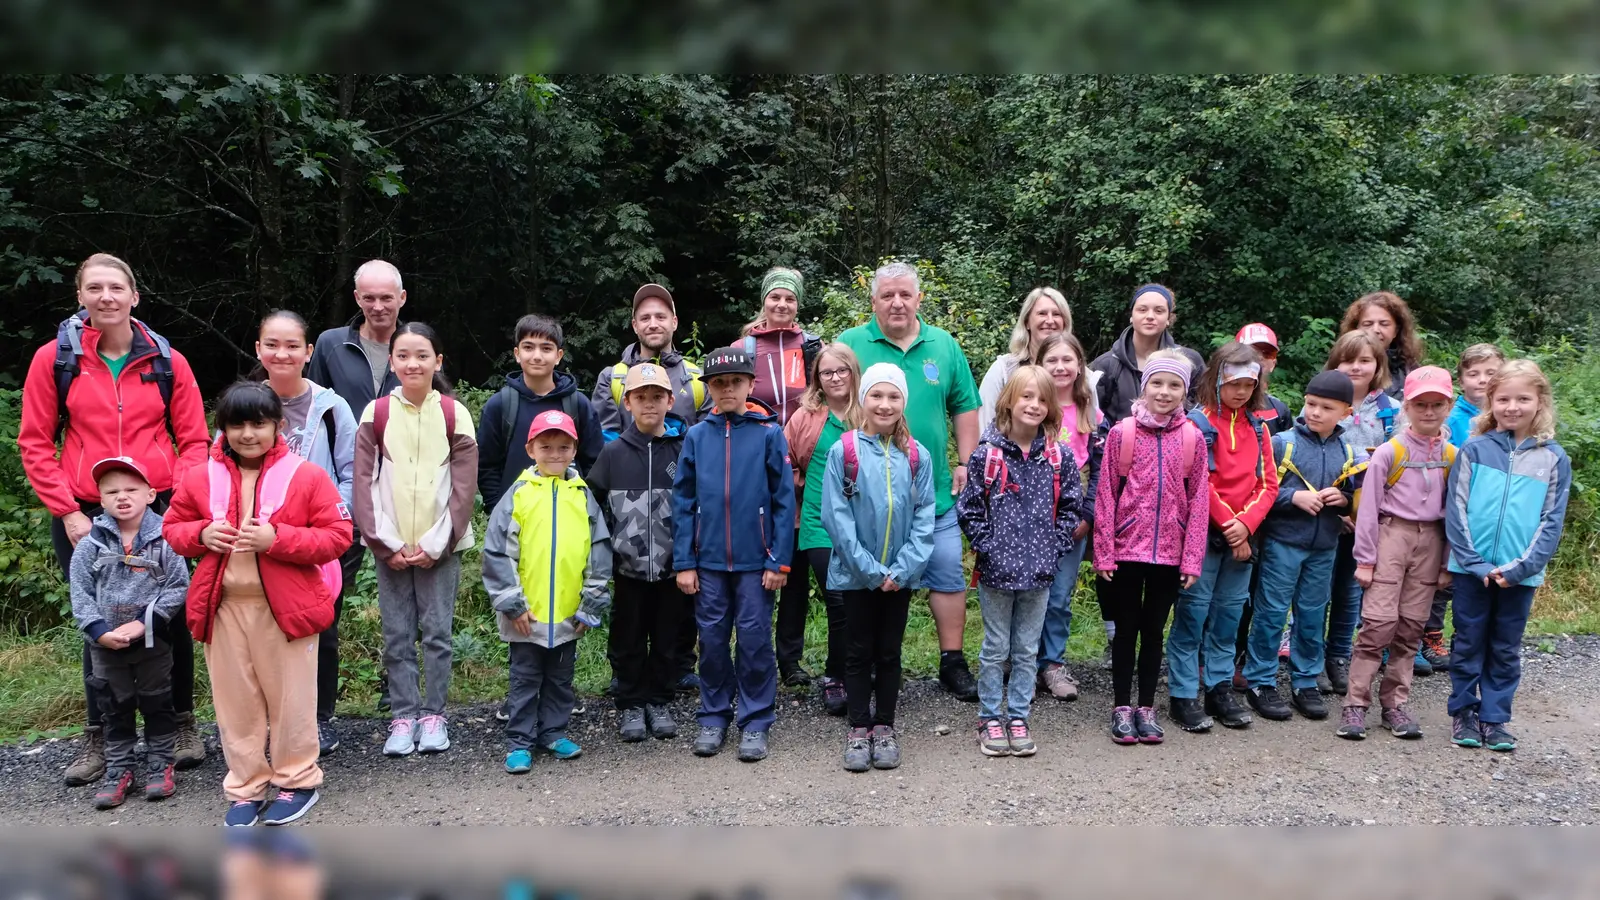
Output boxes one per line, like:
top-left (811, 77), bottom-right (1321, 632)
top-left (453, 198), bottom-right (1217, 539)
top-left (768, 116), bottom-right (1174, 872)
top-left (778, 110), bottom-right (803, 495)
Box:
top-left (1093, 401), bottom-right (1210, 578)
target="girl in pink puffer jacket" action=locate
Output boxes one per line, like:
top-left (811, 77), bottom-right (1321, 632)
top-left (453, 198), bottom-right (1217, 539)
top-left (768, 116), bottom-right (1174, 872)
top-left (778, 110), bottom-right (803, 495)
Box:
top-left (1093, 350), bottom-right (1209, 745)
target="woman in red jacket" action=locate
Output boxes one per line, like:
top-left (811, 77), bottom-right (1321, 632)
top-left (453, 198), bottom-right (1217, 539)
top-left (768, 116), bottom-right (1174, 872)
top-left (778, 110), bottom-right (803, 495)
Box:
top-left (18, 253), bottom-right (211, 786)
top-left (164, 381), bottom-right (352, 827)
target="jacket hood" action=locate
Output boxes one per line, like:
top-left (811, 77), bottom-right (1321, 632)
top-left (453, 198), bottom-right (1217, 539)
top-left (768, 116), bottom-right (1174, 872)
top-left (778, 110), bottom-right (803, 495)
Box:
top-left (89, 507), bottom-right (167, 551)
top-left (706, 397), bottom-right (779, 426)
top-left (1110, 325), bottom-right (1178, 368)
top-left (749, 322), bottom-right (807, 338)
top-left (1451, 394), bottom-right (1479, 418)
top-left (502, 369), bottom-right (578, 402)
top-left (1291, 417), bottom-right (1347, 443)
top-left (1482, 427), bottom-right (1552, 452)
top-left (513, 463), bottom-right (586, 488)
top-left (209, 432), bottom-right (292, 469)
top-left (1131, 399), bottom-right (1189, 432)
top-left (980, 424), bottom-right (1049, 458)
top-left (621, 342), bottom-right (683, 368)
top-left (619, 412), bottom-right (687, 449)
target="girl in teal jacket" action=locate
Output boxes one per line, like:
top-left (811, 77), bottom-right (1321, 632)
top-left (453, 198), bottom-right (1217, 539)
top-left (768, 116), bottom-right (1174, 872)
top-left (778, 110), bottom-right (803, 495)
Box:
top-left (820, 363), bottom-right (935, 773)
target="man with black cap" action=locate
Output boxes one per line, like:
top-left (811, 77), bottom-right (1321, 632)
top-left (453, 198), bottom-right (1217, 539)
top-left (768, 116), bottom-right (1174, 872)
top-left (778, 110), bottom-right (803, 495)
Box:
top-left (592, 283), bottom-right (713, 441)
top-left (595, 283), bottom-right (714, 694)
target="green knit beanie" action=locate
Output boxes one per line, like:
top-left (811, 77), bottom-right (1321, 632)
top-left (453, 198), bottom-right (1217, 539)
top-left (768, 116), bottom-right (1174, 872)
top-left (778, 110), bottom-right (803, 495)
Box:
top-left (761, 268), bottom-right (805, 306)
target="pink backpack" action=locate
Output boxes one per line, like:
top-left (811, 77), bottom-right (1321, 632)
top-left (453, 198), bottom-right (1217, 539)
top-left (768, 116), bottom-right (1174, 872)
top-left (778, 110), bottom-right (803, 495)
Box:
top-left (207, 453), bottom-right (342, 597)
top-left (840, 429), bottom-right (920, 506)
top-left (1113, 417), bottom-right (1200, 487)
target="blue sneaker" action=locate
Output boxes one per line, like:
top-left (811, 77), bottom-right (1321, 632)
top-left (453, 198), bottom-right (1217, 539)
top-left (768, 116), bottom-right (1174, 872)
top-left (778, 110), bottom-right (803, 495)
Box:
top-left (505, 749), bottom-right (533, 774)
top-left (260, 788), bottom-right (319, 826)
top-left (1412, 645), bottom-right (1434, 677)
top-left (224, 799), bottom-right (262, 827)
top-left (543, 738), bottom-right (582, 760)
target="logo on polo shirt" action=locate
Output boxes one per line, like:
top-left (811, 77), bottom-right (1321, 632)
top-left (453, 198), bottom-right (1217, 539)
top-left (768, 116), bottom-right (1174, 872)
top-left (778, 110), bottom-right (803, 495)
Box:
top-left (922, 358), bottom-right (940, 385)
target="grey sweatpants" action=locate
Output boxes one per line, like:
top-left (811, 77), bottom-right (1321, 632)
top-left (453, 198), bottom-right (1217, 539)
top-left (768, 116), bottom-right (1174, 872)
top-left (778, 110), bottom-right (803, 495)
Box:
top-left (376, 553), bottom-right (461, 719)
top-left (506, 640), bottom-right (577, 751)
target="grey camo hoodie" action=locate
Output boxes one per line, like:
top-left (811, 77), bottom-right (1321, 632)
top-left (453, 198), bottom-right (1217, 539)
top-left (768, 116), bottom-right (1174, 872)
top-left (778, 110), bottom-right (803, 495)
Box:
top-left (69, 508), bottom-right (189, 644)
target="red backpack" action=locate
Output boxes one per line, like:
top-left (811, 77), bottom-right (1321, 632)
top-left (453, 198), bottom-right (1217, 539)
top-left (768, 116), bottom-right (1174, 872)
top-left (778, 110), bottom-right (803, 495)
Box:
top-left (840, 430), bottom-right (920, 506)
top-left (372, 394), bottom-right (458, 453)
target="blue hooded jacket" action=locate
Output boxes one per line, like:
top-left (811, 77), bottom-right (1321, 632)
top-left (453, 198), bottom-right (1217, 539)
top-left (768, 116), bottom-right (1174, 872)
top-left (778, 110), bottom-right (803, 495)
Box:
top-left (284, 381), bottom-right (356, 507)
top-left (819, 431), bottom-right (935, 591)
top-left (1445, 429), bottom-right (1571, 587)
top-left (476, 370), bottom-right (605, 512)
top-left (1260, 419), bottom-right (1361, 552)
top-left (672, 398), bottom-right (796, 574)
top-left (1445, 394), bottom-right (1479, 450)
top-left (958, 425), bottom-right (1083, 591)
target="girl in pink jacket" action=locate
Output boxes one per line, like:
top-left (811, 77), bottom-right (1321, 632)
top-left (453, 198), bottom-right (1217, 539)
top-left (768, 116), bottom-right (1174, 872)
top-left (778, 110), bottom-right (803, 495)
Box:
top-left (1094, 350), bottom-right (1209, 745)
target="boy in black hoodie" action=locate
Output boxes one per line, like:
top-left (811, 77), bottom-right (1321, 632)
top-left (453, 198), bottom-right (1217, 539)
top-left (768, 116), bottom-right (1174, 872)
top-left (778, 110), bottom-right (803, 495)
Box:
top-left (477, 315), bottom-right (605, 512)
top-left (588, 364), bottom-right (690, 743)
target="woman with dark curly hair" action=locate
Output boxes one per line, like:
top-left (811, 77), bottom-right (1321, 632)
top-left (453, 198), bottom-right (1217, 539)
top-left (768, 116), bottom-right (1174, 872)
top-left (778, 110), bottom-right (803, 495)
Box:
top-left (1339, 291), bottom-right (1424, 400)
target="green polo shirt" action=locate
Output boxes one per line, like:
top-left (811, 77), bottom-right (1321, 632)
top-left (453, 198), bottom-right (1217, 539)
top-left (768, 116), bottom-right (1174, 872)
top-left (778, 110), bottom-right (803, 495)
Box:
top-left (836, 316), bottom-right (980, 516)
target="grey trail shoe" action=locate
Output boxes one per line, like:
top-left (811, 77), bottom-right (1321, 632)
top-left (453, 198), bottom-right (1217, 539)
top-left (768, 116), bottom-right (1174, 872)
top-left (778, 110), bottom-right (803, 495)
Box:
top-left (843, 727), bottom-right (872, 772)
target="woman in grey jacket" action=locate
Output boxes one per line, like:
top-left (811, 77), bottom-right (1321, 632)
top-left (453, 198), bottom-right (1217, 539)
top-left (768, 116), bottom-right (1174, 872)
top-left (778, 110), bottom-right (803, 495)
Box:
top-left (256, 310), bottom-right (358, 753)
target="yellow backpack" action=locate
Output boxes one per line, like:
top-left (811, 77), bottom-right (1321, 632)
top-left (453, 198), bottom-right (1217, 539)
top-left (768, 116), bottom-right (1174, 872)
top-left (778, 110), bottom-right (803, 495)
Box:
top-left (1379, 437), bottom-right (1457, 489)
top-left (610, 359), bottom-right (706, 410)
top-left (1276, 436), bottom-right (1368, 514)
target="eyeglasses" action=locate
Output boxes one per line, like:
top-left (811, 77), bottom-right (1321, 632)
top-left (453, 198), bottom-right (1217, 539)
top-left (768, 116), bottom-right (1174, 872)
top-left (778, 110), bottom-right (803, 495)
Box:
top-left (818, 368), bottom-right (852, 382)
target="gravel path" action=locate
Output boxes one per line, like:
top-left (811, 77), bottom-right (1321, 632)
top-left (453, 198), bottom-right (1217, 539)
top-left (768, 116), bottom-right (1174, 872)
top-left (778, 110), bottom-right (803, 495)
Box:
top-left (5, 636), bottom-right (1599, 826)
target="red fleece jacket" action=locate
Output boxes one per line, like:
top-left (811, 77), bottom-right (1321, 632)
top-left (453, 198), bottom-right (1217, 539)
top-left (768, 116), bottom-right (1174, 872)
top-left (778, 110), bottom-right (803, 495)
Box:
top-left (1201, 406), bottom-right (1279, 534)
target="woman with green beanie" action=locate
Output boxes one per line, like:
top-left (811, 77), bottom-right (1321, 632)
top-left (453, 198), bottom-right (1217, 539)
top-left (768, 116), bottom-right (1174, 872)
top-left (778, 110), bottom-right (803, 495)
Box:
top-left (738, 267), bottom-right (824, 427)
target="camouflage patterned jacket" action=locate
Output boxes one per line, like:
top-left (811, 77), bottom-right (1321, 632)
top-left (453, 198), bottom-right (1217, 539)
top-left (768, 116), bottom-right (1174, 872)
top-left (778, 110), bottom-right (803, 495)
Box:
top-left (586, 414), bottom-right (686, 582)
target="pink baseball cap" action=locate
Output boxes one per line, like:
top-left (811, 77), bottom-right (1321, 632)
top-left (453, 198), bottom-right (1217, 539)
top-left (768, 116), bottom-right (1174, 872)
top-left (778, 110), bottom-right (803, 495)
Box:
top-left (1403, 366), bottom-right (1454, 401)
top-left (91, 456), bottom-right (151, 485)
top-left (527, 409), bottom-right (578, 441)
top-left (1235, 323), bottom-right (1278, 348)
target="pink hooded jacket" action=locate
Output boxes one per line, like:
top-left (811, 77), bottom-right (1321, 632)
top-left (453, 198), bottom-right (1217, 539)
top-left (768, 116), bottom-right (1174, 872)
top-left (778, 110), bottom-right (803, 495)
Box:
top-left (1093, 401), bottom-right (1210, 578)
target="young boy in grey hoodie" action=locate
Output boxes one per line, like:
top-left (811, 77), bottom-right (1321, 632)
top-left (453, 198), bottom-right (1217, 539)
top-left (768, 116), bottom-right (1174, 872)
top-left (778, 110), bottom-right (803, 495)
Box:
top-left (70, 457), bottom-right (190, 809)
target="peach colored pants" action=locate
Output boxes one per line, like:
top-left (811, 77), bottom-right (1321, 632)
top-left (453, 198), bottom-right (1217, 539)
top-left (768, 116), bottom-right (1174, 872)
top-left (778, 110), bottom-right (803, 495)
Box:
top-left (1344, 516), bottom-right (1445, 710)
top-left (204, 591), bottom-right (323, 802)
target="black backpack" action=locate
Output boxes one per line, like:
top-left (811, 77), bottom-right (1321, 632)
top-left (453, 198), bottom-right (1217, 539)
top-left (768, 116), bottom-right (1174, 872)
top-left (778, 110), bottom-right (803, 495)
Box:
top-left (496, 384), bottom-right (584, 450)
top-left (54, 311), bottom-right (174, 442)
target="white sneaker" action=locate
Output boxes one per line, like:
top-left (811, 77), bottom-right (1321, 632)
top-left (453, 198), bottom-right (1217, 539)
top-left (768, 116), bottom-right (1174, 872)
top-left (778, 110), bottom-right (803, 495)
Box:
top-left (416, 715), bottom-right (450, 753)
top-left (383, 718), bottom-right (418, 757)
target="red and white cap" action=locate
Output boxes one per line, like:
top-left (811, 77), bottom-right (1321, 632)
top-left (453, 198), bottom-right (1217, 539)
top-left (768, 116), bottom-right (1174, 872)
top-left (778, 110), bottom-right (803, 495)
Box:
top-left (91, 456), bottom-right (151, 485)
top-left (1235, 323), bottom-right (1278, 348)
top-left (1403, 366), bottom-right (1454, 402)
top-left (527, 409), bottom-right (578, 441)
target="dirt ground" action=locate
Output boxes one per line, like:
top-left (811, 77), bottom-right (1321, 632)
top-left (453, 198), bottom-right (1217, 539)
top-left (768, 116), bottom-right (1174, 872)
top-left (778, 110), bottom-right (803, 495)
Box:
top-left (5, 636), bottom-right (1599, 827)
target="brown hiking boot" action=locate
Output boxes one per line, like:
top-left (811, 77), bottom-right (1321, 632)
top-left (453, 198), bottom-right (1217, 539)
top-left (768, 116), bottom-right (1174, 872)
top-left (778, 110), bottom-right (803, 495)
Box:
top-left (64, 726), bottom-right (106, 786)
top-left (1038, 663), bottom-right (1079, 701)
top-left (173, 712), bottom-right (207, 770)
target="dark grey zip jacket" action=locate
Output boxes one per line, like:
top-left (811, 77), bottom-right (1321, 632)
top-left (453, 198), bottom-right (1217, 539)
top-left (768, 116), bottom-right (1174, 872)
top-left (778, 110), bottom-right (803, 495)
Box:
top-left (307, 315), bottom-right (402, 419)
top-left (586, 415), bottom-right (687, 581)
top-left (70, 509), bottom-right (190, 644)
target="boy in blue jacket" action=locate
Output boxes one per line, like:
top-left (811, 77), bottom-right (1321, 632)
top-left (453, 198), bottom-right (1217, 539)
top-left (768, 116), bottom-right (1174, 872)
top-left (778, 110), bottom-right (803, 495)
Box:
top-left (672, 345), bottom-right (796, 762)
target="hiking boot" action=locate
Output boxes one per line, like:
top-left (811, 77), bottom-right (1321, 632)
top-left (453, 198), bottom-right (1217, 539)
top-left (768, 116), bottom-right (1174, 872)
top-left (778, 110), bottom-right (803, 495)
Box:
top-left (737, 730), bottom-right (769, 762)
top-left (1291, 686), bottom-right (1328, 720)
top-left (1247, 685), bottom-right (1292, 721)
top-left (1325, 657), bottom-right (1349, 695)
top-left (416, 715), bottom-right (450, 753)
top-left (843, 727), bottom-right (872, 772)
top-left (939, 660), bottom-right (979, 702)
top-left (1336, 705), bottom-right (1367, 740)
top-left (820, 678), bottom-right (848, 716)
top-left (779, 660), bottom-right (811, 688)
top-left (1134, 707), bottom-right (1164, 744)
top-left (1451, 710), bottom-right (1483, 748)
top-left (224, 799), bottom-right (263, 827)
top-left (1170, 697), bottom-right (1212, 732)
top-left (1006, 719), bottom-right (1037, 756)
top-left (144, 763), bottom-right (175, 801)
top-left (693, 725), bottom-right (727, 757)
top-left (64, 726), bottom-right (106, 786)
top-left (173, 711), bottom-right (206, 770)
top-left (618, 707), bottom-right (648, 743)
top-left (1382, 706), bottom-right (1422, 739)
top-left (260, 788), bottom-right (319, 826)
top-left (93, 768), bottom-right (133, 810)
top-left (646, 704), bottom-right (677, 739)
top-left (871, 724), bottom-right (902, 768)
top-left (979, 718), bottom-right (1011, 756)
top-left (1110, 706), bottom-right (1138, 744)
top-left (317, 720), bottom-right (339, 756)
top-left (383, 718), bottom-right (417, 757)
top-left (1482, 723), bottom-right (1518, 752)
top-left (676, 672), bottom-right (702, 694)
top-left (1412, 645), bottom-right (1434, 677)
top-left (1421, 630), bottom-right (1450, 671)
top-left (1038, 663), bottom-right (1079, 701)
top-left (1206, 683), bottom-right (1252, 729)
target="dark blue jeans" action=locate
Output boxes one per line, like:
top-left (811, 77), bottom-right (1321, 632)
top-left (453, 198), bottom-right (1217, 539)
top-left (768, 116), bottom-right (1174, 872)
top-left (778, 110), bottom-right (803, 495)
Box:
top-left (1324, 532), bottom-right (1362, 662)
top-left (695, 570), bottom-right (778, 733)
top-left (1447, 576), bottom-right (1536, 724)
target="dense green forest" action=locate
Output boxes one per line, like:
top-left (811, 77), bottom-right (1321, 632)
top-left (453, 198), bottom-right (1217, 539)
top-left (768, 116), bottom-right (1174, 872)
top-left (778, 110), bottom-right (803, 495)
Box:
top-left (3, 75), bottom-right (1598, 392)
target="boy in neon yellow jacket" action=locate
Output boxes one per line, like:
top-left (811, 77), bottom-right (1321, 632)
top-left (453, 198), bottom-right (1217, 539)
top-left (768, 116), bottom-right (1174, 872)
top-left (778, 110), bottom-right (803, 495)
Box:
top-left (483, 410), bottom-right (612, 772)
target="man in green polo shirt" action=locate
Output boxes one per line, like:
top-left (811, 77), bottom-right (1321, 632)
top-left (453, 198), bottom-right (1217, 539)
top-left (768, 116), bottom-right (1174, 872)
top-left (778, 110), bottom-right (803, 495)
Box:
top-left (836, 261), bottom-right (982, 701)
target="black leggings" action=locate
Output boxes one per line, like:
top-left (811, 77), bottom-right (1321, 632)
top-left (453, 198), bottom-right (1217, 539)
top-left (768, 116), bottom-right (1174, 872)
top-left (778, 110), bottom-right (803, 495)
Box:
top-left (843, 587), bottom-right (912, 728)
top-left (53, 493), bottom-right (193, 725)
top-left (318, 538), bottom-right (367, 721)
top-left (804, 547), bottom-right (848, 680)
top-left (1109, 562), bottom-right (1180, 708)
top-left (776, 535), bottom-right (811, 666)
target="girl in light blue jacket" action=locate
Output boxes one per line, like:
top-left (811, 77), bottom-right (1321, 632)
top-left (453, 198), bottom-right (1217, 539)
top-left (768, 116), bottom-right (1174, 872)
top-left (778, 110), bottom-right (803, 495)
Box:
top-left (256, 310), bottom-right (358, 742)
top-left (1444, 360), bottom-right (1571, 753)
top-left (820, 363), bottom-right (934, 773)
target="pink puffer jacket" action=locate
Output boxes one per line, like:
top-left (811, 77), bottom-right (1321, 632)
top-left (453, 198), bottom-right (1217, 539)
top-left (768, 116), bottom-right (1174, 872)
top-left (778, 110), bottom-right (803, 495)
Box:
top-left (1093, 401), bottom-right (1210, 578)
